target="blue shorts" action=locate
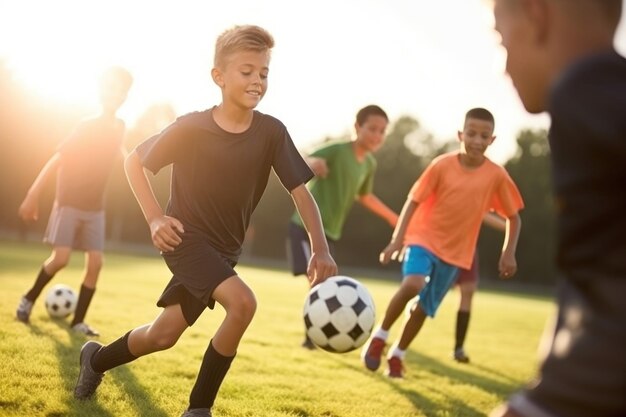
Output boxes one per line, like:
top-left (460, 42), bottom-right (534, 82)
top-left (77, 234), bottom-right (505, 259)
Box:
top-left (402, 245), bottom-right (459, 317)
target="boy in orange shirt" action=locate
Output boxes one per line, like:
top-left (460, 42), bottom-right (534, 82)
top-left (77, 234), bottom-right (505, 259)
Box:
top-left (362, 107), bottom-right (523, 378)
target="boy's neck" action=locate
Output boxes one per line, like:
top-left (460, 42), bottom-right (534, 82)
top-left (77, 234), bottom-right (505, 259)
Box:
top-left (351, 140), bottom-right (369, 162)
top-left (98, 109), bottom-right (118, 122)
top-left (458, 152), bottom-right (486, 169)
top-left (213, 104), bottom-right (254, 133)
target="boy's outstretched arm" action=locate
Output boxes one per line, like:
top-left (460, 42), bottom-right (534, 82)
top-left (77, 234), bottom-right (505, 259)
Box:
top-left (124, 151), bottom-right (184, 252)
top-left (380, 198), bottom-right (418, 264)
top-left (483, 211), bottom-right (506, 232)
top-left (290, 184), bottom-right (337, 286)
top-left (358, 193), bottom-right (398, 228)
top-left (304, 156), bottom-right (329, 178)
top-left (499, 213), bottom-right (522, 278)
top-left (18, 153), bottom-right (61, 222)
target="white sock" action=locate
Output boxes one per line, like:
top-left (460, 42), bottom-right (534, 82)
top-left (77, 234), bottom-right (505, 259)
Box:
top-left (389, 345), bottom-right (406, 359)
top-left (373, 327), bottom-right (389, 341)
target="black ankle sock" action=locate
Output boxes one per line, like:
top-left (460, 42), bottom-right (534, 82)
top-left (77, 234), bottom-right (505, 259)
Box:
top-left (455, 310), bottom-right (471, 350)
top-left (189, 340), bottom-right (235, 409)
top-left (91, 331), bottom-right (137, 373)
top-left (71, 284), bottom-right (95, 326)
top-left (25, 267), bottom-right (54, 301)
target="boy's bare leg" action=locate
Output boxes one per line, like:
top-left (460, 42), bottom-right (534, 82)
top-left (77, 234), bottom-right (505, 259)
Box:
top-left (380, 275), bottom-right (425, 330)
top-left (128, 304), bottom-right (189, 356)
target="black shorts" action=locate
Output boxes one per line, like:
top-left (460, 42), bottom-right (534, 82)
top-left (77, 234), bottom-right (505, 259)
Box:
top-left (286, 222), bottom-right (336, 276)
top-left (159, 230), bottom-right (237, 326)
top-left (510, 274), bottom-right (626, 417)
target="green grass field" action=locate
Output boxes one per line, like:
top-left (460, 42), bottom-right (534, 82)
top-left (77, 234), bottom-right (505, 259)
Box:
top-left (0, 240), bottom-right (553, 417)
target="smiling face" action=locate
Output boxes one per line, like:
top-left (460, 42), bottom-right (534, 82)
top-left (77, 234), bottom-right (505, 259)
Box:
top-left (213, 49), bottom-right (270, 111)
top-left (354, 114), bottom-right (388, 153)
top-left (458, 117), bottom-right (495, 165)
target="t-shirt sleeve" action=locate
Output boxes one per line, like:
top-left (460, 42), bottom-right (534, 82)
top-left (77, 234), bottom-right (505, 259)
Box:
top-left (310, 143), bottom-right (337, 160)
top-left (409, 160), bottom-right (439, 203)
top-left (490, 171), bottom-right (525, 217)
top-left (272, 127), bottom-right (314, 192)
top-left (135, 122), bottom-right (184, 175)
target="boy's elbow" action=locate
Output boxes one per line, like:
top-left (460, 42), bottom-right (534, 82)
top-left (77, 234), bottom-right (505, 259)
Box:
top-left (124, 150), bottom-right (140, 172)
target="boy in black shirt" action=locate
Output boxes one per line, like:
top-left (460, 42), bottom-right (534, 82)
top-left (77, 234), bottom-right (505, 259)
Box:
top-left (491, 1), bottom-right (626, 416)
top-left (73, 25), bottom-right (336, 417)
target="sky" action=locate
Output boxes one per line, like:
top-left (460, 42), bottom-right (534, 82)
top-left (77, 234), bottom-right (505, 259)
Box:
top-left (1, 0), bottom-right (626, 164)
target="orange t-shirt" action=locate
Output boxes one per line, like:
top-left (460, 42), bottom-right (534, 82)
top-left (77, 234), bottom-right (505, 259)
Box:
top-left (405, 152), bottom-right (524, 269)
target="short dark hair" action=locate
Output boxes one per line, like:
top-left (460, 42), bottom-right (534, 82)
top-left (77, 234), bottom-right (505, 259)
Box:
top-left (356, 105), bottom-right (388, 126)
top-left (465, 107), bottom-right (495, 128)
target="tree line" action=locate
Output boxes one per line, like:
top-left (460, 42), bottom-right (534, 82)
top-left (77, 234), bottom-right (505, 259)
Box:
top-left (0, 60), bottom-right (556, 285)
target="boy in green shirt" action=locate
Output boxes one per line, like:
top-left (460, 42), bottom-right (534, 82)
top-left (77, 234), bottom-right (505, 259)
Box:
top-left (287, 104), bottom-right (398, 348)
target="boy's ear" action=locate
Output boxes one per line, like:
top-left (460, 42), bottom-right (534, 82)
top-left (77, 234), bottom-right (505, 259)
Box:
top-left (521, 0), bottom-right (550, 44)
top-left (211, 67), bottom-right (224, 87)
top-left (489, 135), bottom-right (497, 145)
top-left (457, 130), bottom-right (463, 142)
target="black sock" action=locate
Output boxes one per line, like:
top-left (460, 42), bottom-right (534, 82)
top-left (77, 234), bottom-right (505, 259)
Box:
top-left (188, 340), bottom-right (235, 410)
top-left (455, 310), bottom-right (471, 350)
top-left (71, 284), bottom-right (95, 326)
top-left (25, 267), bottom-right (54, 302)
top-left (91, 331), bottom-right (137, 373)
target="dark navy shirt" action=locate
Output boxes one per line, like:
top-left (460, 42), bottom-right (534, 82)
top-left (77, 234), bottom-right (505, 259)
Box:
top-left (136, 108), bottom-right (313, 260)
top-left (548, 49), bottom-right (626, 279)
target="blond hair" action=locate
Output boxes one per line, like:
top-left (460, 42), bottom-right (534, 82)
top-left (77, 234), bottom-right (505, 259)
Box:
top-left (214, 25), bottom-right (275, 68)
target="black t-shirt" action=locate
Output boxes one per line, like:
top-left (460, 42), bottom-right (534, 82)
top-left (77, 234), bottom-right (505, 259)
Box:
top-left (548, 49), bottom-right (626, 279)
top-left (56, 117), bottom-right (124, 211)
top-left (136, 108), bottom-right (313, 260)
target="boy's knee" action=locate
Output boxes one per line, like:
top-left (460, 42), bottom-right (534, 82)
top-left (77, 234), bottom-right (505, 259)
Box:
top-left (231, 293), bottom-right (257, 324)
top-left (401, 275), bottom-right (426, 296)
top-left (150, 333), bottom-right (179, 351)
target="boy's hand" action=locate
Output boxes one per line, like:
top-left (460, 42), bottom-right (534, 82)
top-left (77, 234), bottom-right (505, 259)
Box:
top-left (308, 157), bottom-right (329, 178)
top-left (307, 251), bottom-right (337, 287)
top-left (379, 240), bottom-right (403, 265)
top-left (498, 252), bottom-right (517, 279)
top-left (18, 194), bottom-right (39, 222)
top-left (149, 215), bottom-right (184, 252)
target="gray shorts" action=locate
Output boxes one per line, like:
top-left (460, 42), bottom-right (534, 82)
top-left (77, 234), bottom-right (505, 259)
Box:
top-left (509, 275), bottom-right (626, 417)
top-left (44, 204), bottom-right (105, 251)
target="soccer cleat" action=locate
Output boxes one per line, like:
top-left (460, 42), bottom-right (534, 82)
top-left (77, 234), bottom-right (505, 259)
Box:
top-left (181, 408), bottom-right (212, 417)
top-left (454, 347), bottom-right (470, 363)
top-left (16, 296), bottom-right (34, 323)
top-left (74, 341), bottom-right (105, 400)
top-left (72, 322), bottom-right (100, 337)
top-left (386, 356), bottom-right (405, 379)
top-left (361, 337), bottom-right (386, 371)
top-left (301, 336), bottom-right (317, 350)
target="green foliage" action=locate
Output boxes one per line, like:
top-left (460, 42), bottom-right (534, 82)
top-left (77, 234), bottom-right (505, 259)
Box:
top-left (0, 241), bottom-right (551, 417)
top-left (479, 129), bottom-right (556, 284)
top-left (0, 60), bottom-right (559, 287)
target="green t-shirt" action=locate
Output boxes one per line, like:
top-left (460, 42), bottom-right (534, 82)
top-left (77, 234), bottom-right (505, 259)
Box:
top-left (291, 141), bottom-right (376, 240)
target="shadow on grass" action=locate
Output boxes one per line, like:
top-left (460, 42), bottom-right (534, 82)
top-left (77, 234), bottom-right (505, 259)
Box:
top-left (28, 321), bottom-right (171, 417)
top-left (338, 348), bottom-right (522, 417)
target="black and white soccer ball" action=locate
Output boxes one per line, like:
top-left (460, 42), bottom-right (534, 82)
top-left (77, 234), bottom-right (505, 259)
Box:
top-left (45, 284), bottom-right (77, 318)
top-left (303, 275), bottom-right (376, 353)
